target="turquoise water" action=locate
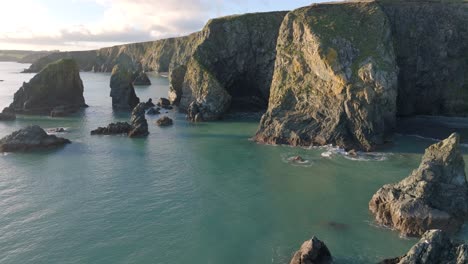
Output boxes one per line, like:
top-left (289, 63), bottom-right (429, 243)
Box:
top-left (0, 61), bottom-right (466, 264)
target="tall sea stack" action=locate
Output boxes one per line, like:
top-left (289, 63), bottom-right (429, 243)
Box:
top-left (110, 64), bottom-right (140, 110)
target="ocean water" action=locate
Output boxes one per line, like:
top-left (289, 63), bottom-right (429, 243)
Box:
top-left (0, 61), bottom-right (466, 264)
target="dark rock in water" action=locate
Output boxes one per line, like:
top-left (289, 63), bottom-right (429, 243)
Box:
top-left (128, 103), bottom-right (149, 137)
top-left (289, 236), bottom-right (332, 264)
top-left (369, 133), bottom-right (468, 237)
top-left (110, 64), bottom-right (140, 110)
top-left (157, 98), bottom-right (171, 109)
top-left (0, 107), bottom-right (16, 121)
top-left (0, 125), bottom-right (71, 152)
top-left (168, 65), bottom-right (186, 105)
top-left (156, 116), bottom-right (173, 127)
top-left (144, 98), bottom-right (155, 109)
top-left (187, 101), bottom-right (203, 122)
top-left (146, 107), bottom-right (160, 115)
top-left (133, 71), bottom-right (151, 86)
top-left (90, 122), bottom-right (132, 135)
top-left (380, 230), bottom-right (468, 264)
top-left (51, 128), bottom-right (66, 133)
top-left (9, 59), bottom-right (87, 116)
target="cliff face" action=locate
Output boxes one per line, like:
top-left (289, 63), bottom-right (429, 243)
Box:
top-left (169, 12), bottom-right (287, 121)
top-left (378, 1), bottom-right (468, 116)
top-left (254, 2), bottom-right (398, 151)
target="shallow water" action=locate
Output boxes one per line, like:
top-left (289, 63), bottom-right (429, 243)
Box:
top-left (0, 62), bottom-right (466, 264)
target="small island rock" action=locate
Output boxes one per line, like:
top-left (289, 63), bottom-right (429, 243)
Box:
top-left (128, 103), bottom-right (149, 137)
top-left (289, 236), bottom-right (332, 264)
top-left (90, 122), bottom-right (132, 135)
top-left (156, 116), bottom-right (173, 127)
top-left (110, 64), bottom-right (140, 110)
top-left (0, 125), bottom-right (70, 152)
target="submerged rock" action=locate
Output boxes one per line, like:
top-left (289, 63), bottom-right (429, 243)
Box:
top-left (289, 237), bottom-right (332, 264)
top-left (9, 59), bottom-right (87, 116)
top-left (0, 107), bottom-right (16, 121)
top-left (369, 133), bottom-right (468, 237)
top-left (128, 103), bottom-right (149, 137)
top-left (133, 71), bottom-right (151, 86)
top-left (90, 122), bottom-right (132, 135)
top-left (156, 116), bottom-right (173, 127)
top-left (110, 64), bottom-right (140, 110)
top-left (0, 125), bottom-right (70, 152)
top-left (380, 230), bottom-right (468, 264)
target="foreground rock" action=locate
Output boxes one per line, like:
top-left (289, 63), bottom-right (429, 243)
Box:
top-left (156, 116), bottom-right (173, 127)
top-left (133, 71), bottom-right (151, 85)
top-left (380, 230), bottom-right (468, 264)
top-left (90, 122), bottom-right (132, 135)
top-left (110, 64), bottom-right (140, 110)
top-left (369, 133), bottom-right (468, 237)
top-left (289, 237), bottom-right (332, 264)
top-left (0, 107), bottom-right (15, 121)
top-left (9, 59), bottom-right (87, 116)
top-left (0, 125), bottom-right (70, 152)
top-left (128, 103), bottom-right (149, 137)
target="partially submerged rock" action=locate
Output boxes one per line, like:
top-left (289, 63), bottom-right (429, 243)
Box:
top-left (110, 64), bottom-right (140, 110)
top-left (90, 122), bottom-right (132, 135)
top-left (9, 59), bottom-right (87, 116)
top-left (144, 98), bottom-right (155, 108)
top-left (369, 133), bottom-right (468, 237)
top-left (380, 230), bottom-right (468, 264)
top-left (133, 71), bottom-right (151, 86)
top-left (289, 237), bottom-right (332, 264)
top-left (157, 98), bottom-right (171, 109)
top-left (0, 107), bottom-right (16, 121)
top-left (0, 125), bottom-right (70, 152)
top-left (128, 103), bottom-right (149, 137)
top-left (156, 116), bottom-right (173, 127)
top-left (146, 107), bottom-right (160, 115)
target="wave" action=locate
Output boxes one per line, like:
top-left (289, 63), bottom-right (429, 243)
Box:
top-left (317, 145), bottom-right (390, 161)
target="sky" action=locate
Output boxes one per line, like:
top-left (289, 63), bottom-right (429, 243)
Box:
top-left (0, 0), bottom-right (329, 52)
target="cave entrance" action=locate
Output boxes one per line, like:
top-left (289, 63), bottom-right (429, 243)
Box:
top-left (225, 74), bottom-right (269, 113)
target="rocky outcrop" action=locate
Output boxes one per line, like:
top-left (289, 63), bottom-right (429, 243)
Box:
top-left (9, 59), bottom-right (87, 116)
top-left (0, 107), bottom-right (15, 121)
top-left (110, 64), bottom-right (140, 110)
top-left (0, 125), bottom-right (70, 152)
top-left (133, 71), bottom-right (151, 86)
top-left (254, 2), bottom-right (398, 151)
top-left (289, 237), bottom-right (332, 264)
top-left (156, 116), bottom-right (173, 126)
top-left (169, 11), bottom-right (287, 121)
top-left (146, 107), bottom-right (160, 115)
top-left (128, 103), bottom-right (149, 137)
top-left (380, 230), bottom-right (468, 264)
top-left (369, 133), bottom-right (468, 237)
top-left (90, 122), bottom-right (132, 135)
top-left (157, 98), bottom-right (171, 109)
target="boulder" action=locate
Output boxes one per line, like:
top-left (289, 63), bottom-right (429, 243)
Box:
top-left (289, 237), bottom-right (332, 264)
top-left (90, 122), bottom-right (132, 135)
top-left (157, 98), bottom-right (171, 109)
top-left (128, 103), bottom-right (149, 137)
top-left (8, 59), bottom-right (87, 116)
top-left (144, 98), bottom-right (155, 108)
top-left (146, 107), bottom-right (160, 115)
top-left (0, 125), bottom-right (70, 152)
top-left (369, 133), bottom-right (468, 237)
top-left (0, 107), bottom-right (16, 121)
top-left (156, 116), bottom-right (173, 127)
top-left (133, 71), bottom-right (151, 86)
top-left (110, 64), bottom-right (140, 110)
top-left (380, 230), bottom-right (468, 264)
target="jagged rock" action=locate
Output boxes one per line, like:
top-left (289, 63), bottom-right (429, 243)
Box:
top-left (128, 103), bottom-right (149, 137)
top-left (133, 71), bottom-right (151, 85)
top-left (187, 101), bottom-right (203, 122)
top-left (0, 107), bottom-right (16, 121)
top-left (156, 116), bottom-right (173, 127)
top-left (90, 122), bottom-right (132, 135)
top-left (157, 98), bottom-right (171, 108)
top-left (146, 107), bottom-right (160, 115)
top-left (369, 133), bottom-right (468, 237)
top-left (289, 237), bottom-right (332, 264)
top-left (168, 65), bottom-right (186, 105)
top-left (380, 230), bottom-right (468, 264)
top-left (254, 2), bottom-right (398, 151)
top-left (9, 59), bottom-right (87, 116)
top-left (0, 125), bottom-right (70, 152)
top-left (144, 98), bottom-right (155, 109)
top-left (110, 64), bottom-right (140, 110)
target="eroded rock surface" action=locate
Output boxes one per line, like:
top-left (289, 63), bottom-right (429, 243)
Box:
top-left (156, 116), bottom-right (173, 127)
top-left (289, 237), bottom-right (332, 264)
top-left (0, 125), bottom-right (70, 152)
top-left (110, 64), bottom-right (140, 110)
top-left (0, 107), bottom-right (15, 121)
top-left (369, 133), bottom-right (468, 237)
top-left (133, 71), bottom-right (151, 86)
top-left (128, 103), bottom-right (149, 137)
top-left (90, 122), bottom-right (132, 135)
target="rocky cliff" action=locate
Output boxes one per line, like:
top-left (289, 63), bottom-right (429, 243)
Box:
top-left (254, 2), bottom-right (398, 151)
top-left (9, 59), bottom-right (87, 116)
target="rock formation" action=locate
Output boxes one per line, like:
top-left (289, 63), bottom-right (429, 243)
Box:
top-left (380, 230), bottom-right (468, 264)
top-left (144, 98), bottom-right (155, 108)
top-left (110, 64), bottom-right (140, 110)
top-left (0, 125), bottom-right (71, 152)
top-left (156, 116), bottom-right (173, 127)
top-left (90, 122), bottom-right (132, 135)
top-left (133, 71), bottom-right (151, 86)
top-left (0, 107), bottom-right (15, 121)
top-left (9, 59), bottom-right (87, 116)
top-left (157, 98), bottom-right (171, 109)
top-left (254, 2), bottom-right (398, 151)
top-left (146, 107), bottom-right (160, 115)
top-left (369, 133), bottom-right (468, 237)
top-left (289, 237), bottom-right (332, 264)
top-left (128, 103), bottom-right (149, 137)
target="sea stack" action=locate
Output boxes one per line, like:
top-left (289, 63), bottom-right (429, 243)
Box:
top-left (0, 125), bottom-right (70, 152)
top-left (8, 59), bottom-right (87, 116)
top-left (110, 64), bottom-right (140, 110)
top-left (128, 103), bottom-right (149, 137)
top-left (369, 133), bottom-right (468, 237)
top-left (380, 230), bottom-right (468, 264)
top-left (289, 237), bottom-right (332, 264)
